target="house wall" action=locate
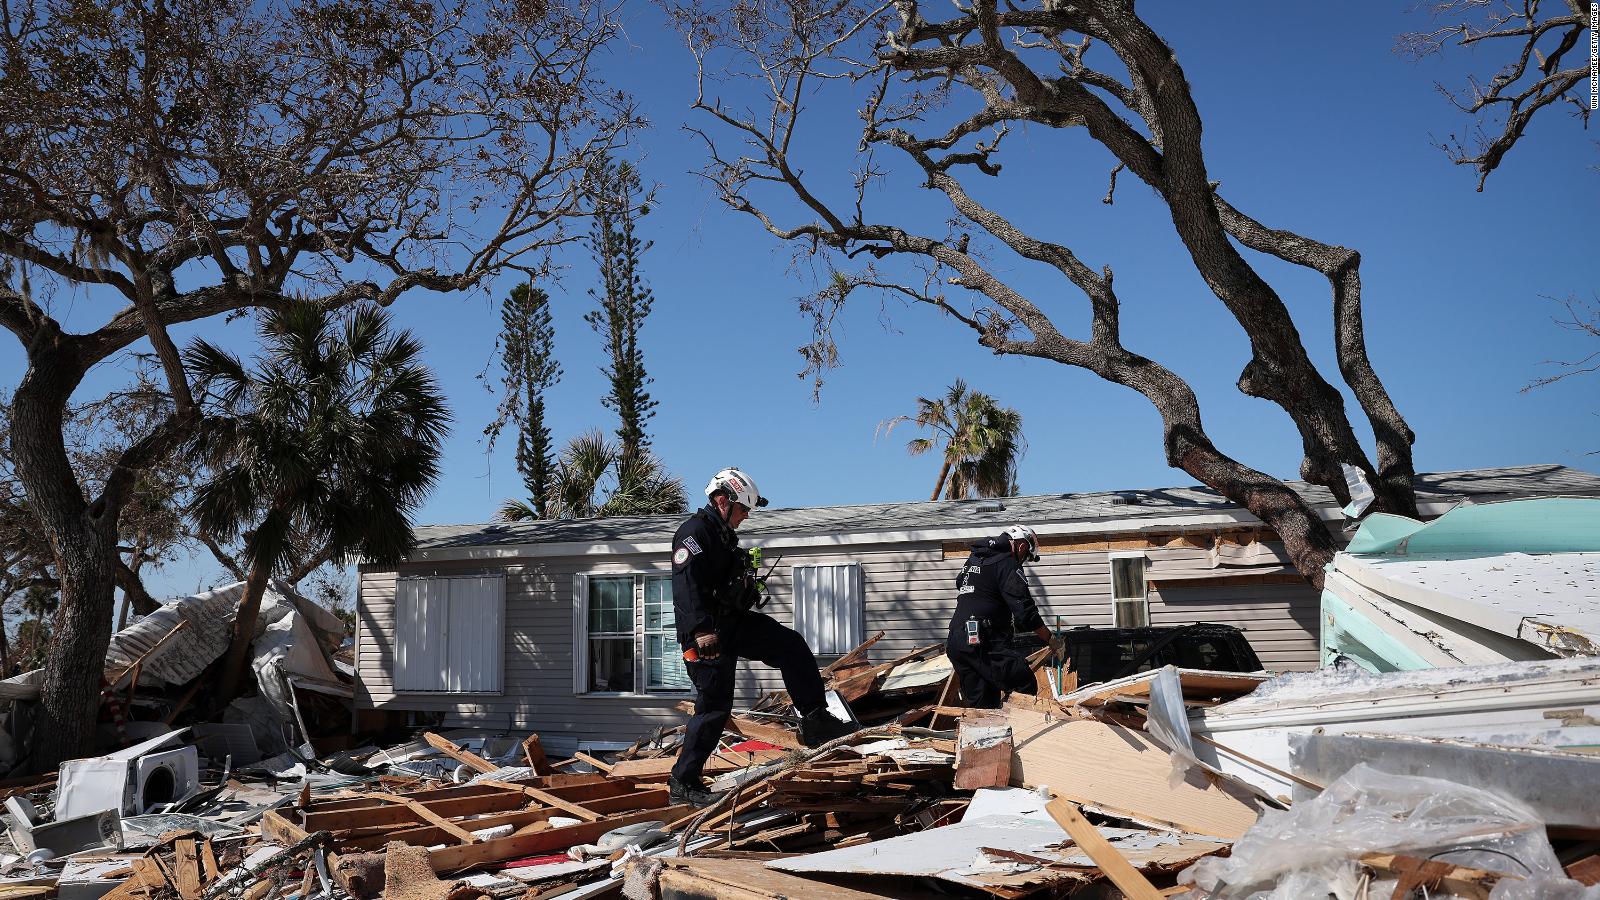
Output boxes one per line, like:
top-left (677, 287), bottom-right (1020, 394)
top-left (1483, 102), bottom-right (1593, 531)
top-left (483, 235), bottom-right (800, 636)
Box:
top-left (356, 532), bottom-right (1321, 751)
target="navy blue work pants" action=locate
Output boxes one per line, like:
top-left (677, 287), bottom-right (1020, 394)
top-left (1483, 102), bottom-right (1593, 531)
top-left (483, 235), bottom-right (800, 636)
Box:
top-left (671, 611), bottom-right (825, 783)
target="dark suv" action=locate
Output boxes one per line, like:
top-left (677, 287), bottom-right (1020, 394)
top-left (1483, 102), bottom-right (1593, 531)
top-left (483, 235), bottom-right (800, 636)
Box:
top-left (1012, 623), bottom-right (1264, 686)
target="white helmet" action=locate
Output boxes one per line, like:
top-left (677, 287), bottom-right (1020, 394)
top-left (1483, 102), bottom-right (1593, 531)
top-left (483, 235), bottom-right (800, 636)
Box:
top-left (705, 467), bottom-right (768, 510)
top-left (1004, 524), bottom-right (1039, 561)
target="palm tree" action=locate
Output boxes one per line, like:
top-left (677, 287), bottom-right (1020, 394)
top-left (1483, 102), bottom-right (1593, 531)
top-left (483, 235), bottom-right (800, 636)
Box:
top-left (882, 380), bottom-right (1025, 500)
top-left (500, 430), bottom-right (686, 520)
top-left (185, 302), bottom-right (449, 703)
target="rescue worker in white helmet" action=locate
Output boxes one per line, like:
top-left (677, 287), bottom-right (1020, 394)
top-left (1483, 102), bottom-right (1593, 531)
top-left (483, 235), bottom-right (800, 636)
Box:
top-left (946, 524), bottom-right (1064, 708)
top-left (667, 468), bottom-right (856, 806)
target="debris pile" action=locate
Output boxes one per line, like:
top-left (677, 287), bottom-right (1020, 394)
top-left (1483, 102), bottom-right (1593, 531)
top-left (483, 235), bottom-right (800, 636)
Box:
top-left (4, 626), bottom-right (1600, 899)
top-left (0, 580), bottom-right (354, 782)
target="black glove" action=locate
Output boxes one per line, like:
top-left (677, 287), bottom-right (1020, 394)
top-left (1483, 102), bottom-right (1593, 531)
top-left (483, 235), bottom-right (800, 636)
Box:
top-left (695, 631), bottom-right (721, 660)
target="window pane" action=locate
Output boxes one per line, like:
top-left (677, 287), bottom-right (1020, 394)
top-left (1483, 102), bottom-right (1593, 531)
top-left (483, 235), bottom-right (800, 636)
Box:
top-left (1111, 557), bottom-right (1145, 600)
top-left (644, 576), bottom-right (674, 631)
top-left (588, 637), bottom-right (635, 692)
top-left (646, 634), bottom-right (690, 690)
top-left (1114, 599), bottom-right (1149, 628)
top-left (588, 576), bottom-right (634, 634)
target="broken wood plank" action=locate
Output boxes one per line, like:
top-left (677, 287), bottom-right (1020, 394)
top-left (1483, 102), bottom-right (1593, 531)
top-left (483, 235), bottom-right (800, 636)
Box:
top-left (953, 716), bottom-right (1012, 791)
top-left (608, 750), bottom-right (785, 781)
top-left (100, 857), bottom-right (169, 900)
top-left (831, 642), bottom-right (944, 702)
top-left (1045, 796), bottom-right (1164, 900)
top-left (371, 792), bottom-right (481, 843)
top-left (261, 809), bottom-right (311, 846)
top-left (657, 857), bottom-right (898, 900)
top-left (522, 733), bottom-right (553, 775)
top-left (478, 779), bottom-right (600, 822)
top-left (823, 631), bottom-right (884, 675)
top-left (200, 840), bottom-right (220, 883)
top-left (304, 789), bottom-right (529, 831)
top-left (106, 619), bottom-right (191, 688)
top-left (573, 751), bottom-right (614, 773)
top-left (725, 715), bottom-right (803, 750)
top-left (173, 837), bottom-right (204, 900)
top-left (1566, 852), bottom-right (1600, 886)
top-left (926, 673), bottom-right (963, 730)
top-left (422, 731), bottom-right (499, 774)
top-left (428, 805), bottom-right (690, 873)
top-left (1361, 853), bottom-right (1506, 899)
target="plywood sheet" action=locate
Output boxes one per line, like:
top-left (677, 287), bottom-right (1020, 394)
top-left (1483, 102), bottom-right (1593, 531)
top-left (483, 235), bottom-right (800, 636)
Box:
top-left (1006, 707), bottom-right (1261, 839)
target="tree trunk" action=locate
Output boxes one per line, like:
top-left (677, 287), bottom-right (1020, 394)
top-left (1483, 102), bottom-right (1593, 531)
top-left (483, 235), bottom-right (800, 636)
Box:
top-left (930, 457), bottom-right (952, 501)
top-left (1080, 345), bottom-right (1339, 588)
top-left (214, 558), bottom-right (274, 706)
top-left (10, 342), bottom-right (121, 769)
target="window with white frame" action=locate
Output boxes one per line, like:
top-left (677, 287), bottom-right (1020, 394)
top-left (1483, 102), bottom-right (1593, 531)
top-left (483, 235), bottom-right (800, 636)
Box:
top-left (1109, 552), bottom-right (1149, 627)
top-left (394, 574), bottom-right (505, 693)
top-left (574, 574), bottom-right (691, 695)
top-left (792, 563), bottom-right (864, 656)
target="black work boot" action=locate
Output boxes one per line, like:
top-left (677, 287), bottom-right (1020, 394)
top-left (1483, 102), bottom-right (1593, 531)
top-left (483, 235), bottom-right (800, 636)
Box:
top-left (799, 708), bottom-right (857, 748)
top-left (668, 775), bottom-right (724, 808)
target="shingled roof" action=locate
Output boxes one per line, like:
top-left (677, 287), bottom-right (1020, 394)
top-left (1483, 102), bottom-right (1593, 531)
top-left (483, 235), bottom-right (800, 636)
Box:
top-left (407, 463), bottom-right (1600, 552)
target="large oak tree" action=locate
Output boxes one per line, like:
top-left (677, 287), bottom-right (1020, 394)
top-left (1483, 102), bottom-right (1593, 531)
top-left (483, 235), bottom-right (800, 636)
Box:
top-left (0, 0), bottom-right (636, 767)
top-left (672, 0), bottom-right (1419, 583)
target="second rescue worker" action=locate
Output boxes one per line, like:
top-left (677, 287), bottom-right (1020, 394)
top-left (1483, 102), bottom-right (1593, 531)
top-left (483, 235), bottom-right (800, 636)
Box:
top-left (946, 524), bottom-right (1063, 708)
top-left (667, 468), bottom-right (857, 807)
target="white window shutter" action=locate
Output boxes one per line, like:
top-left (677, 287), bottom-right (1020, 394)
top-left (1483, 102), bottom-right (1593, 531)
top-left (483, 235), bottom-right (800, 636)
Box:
top-left (395, 577), bottom-right (448, 691)
top-left (445, 575), bottom-right (504, 692)
top-left (792, 564), bottom-right (864, 655)
top-left (572, 573), bottom-right (589, 695)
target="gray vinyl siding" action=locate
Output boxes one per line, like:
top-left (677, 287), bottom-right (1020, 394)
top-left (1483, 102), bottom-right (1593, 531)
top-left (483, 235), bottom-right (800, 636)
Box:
top-left (356, 534), bottom-right (1322, 750)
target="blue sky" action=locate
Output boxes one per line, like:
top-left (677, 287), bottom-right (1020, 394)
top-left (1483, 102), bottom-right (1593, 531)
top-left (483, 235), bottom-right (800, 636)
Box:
top-left (4, 2), bottom-right (1597, 602)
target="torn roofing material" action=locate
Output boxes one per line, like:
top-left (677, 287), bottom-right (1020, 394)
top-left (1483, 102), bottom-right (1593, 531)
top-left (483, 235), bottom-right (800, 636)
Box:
top-left (1189, 657), bottom-right (1600, 799)
top-left (1325, 498), bottom-right (1600, 668)
top-left (767, 814), bottom-right (1227, 891)
top-left (405, 464), bottom-right (1600, 553)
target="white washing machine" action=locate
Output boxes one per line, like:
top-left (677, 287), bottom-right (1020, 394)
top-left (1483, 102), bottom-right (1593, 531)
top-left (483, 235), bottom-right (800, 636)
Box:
top-left (131, 746), bottom-right (199, 813)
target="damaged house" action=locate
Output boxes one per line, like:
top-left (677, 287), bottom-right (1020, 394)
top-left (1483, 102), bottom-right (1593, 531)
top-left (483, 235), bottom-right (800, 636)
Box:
top-left (352, 464), bottom-right (1600, 754)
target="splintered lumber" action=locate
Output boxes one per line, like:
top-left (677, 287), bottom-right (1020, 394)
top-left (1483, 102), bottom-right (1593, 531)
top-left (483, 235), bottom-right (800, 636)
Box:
top-left (573, 751), bottom-right (613, 773)
top-left (1007, 706), bottom-right (1260, 839)
top-left (371, 793), bottom-right (481, 843)
top-left (477, 779), bottom-right (600, 822)
top-left (1058, 669), bottom-right (1268, 709)
top-left (1361, 853), bottom-right (1508, 899)
top-left (726, 715), bottom-right (803, 750)
top-left (656, 857), bottom-right (900, 900)
top-left (1566, 853), bottom-right (1600, 886)
top-left (422, 732), bottom-right (499, 774)
top-left (823, 632), bottom-right (885, 675)
top-left (522, 733), bottom-right (553, 775)
top-left (609, 750), bottom-right (785, 781)
top-left (832, 643), bottom-right (943, 702)
top-left (429, 805), bottom-right (691, 873)
top-left (1045, 796), bottom-right (1164, 900)
top-left (173, 837), bottom-right (204, 900)
top-left (953, 716), bottom-right (1013, 791)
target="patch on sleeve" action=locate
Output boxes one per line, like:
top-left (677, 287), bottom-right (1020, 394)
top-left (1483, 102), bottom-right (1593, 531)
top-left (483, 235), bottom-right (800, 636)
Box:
top-left (673, 547), bottom-right (691, 566)
top-left (682, 536), bottom-right (702, 555)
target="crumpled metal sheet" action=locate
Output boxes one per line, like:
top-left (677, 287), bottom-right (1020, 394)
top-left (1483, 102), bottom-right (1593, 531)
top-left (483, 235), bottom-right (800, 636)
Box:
top-left (121, 813), bottom-right (244, 849)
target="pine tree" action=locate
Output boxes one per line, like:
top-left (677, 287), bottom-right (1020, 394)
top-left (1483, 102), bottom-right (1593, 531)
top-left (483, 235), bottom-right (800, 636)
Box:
top-left (584, 157), bottom-right (658, 462)
top-left (499, 283), bottom-right (562, 518)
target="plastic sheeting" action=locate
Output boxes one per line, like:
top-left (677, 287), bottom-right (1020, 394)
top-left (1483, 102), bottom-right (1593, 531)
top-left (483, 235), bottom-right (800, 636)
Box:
top-left (1179, 763), bottom-right (1599, 899)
